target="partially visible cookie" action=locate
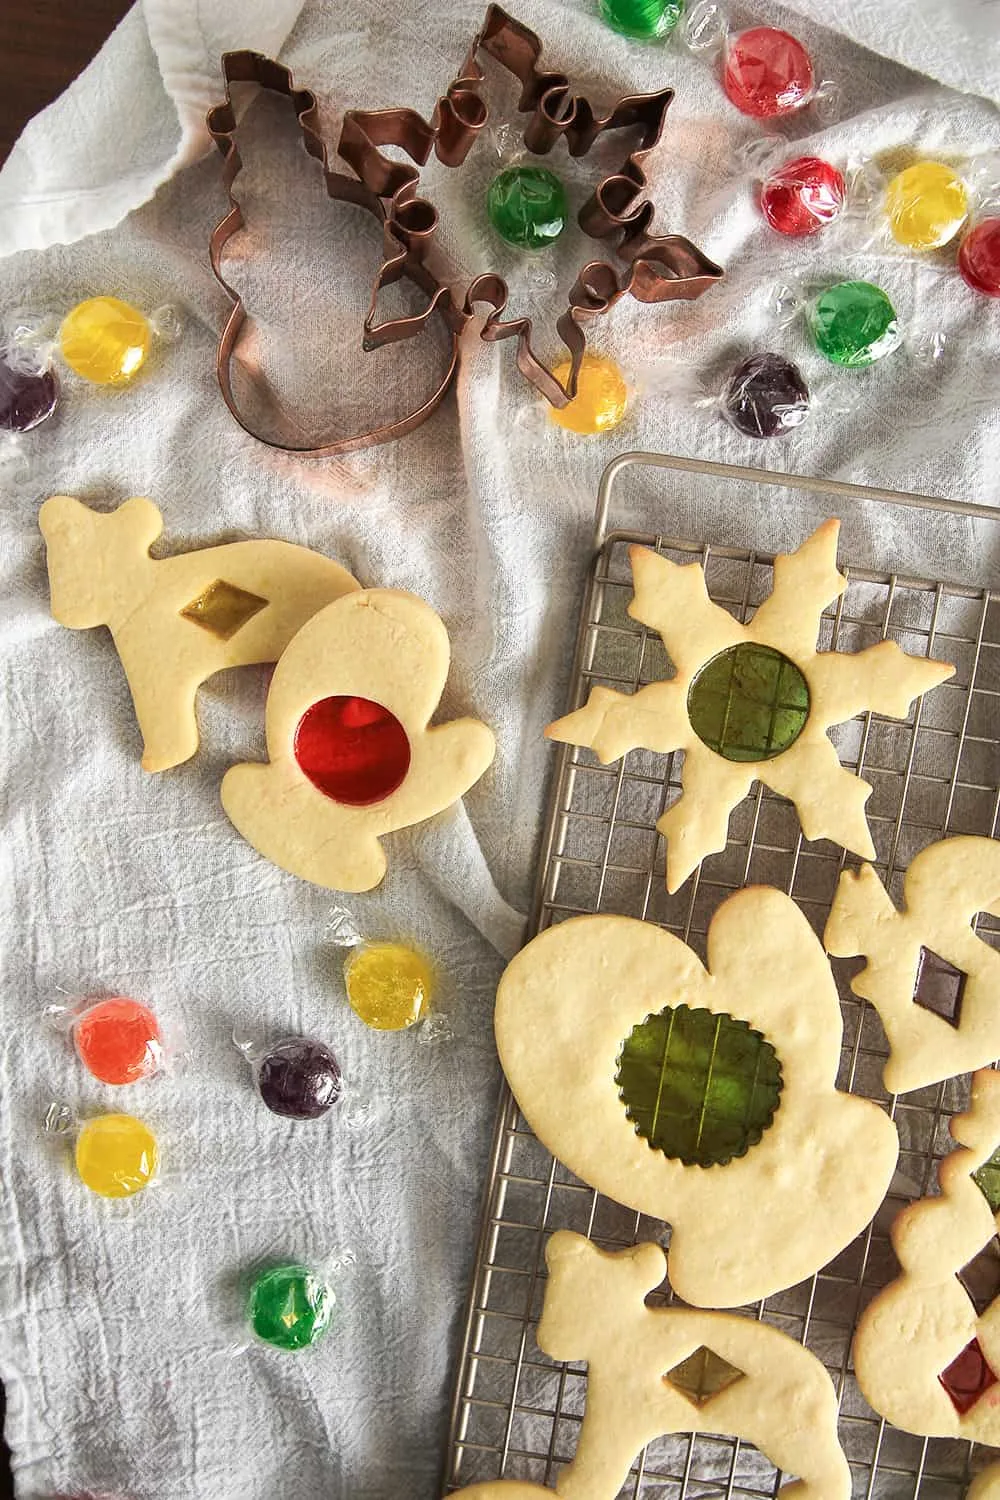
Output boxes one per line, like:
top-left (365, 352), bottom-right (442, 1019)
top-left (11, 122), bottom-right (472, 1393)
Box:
top-left (854, 1070), bottom-right (1000, 1443)
top-left (825, 836), bottom-right (1000, 1094)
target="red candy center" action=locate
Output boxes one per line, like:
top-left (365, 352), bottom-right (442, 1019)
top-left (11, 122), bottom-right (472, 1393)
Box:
top-left (760, 156), bottom-right (845, 237)
top-left (74, 997), bottom-right (162, 1085)
top-left (724, 27), bottom-right (814, 119)
top-left (294, 696), bottom-right (411, 805)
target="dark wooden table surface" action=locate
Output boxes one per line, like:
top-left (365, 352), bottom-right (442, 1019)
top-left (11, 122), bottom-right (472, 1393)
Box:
top-left (0, 0), bottom-right (133, 163)
top-left (0, 3), bottom-right (135, 1490)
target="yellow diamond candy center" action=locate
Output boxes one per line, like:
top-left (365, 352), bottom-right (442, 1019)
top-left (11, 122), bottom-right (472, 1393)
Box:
top-left (180, 579), bottom-right (269, 639)
top-left (664, 1345), bottom-right (746, 1407)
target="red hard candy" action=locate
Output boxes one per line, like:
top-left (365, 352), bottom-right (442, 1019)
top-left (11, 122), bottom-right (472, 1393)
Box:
top-left (958, 218), bottom-right (1000, 298)
top-left (724, 27), bottom-right (815, 119)
top-left (760, 156), bottom-right (845, 237)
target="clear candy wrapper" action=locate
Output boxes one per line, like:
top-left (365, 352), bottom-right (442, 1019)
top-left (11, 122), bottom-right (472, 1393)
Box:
top-left (7, 297), bottom-right (182, 392)
top-left (44, 1103), bottom-right (161, 1202)
top-left (0, 317), bottom-right (60, 484)
top-left (772, 275), bottom-right (920, 369)
top-left (848, 149), bottom-right (1000, 263)
top-left (45, 992), bottom-right (178, 1086)
top-left (646, 349), bottom-right (812, 441)
top-left (718, 351), bottom-right (810, 437)
top-left (682, 4), bottom-right (840, 125)
top-left (0, 297), bottom-right (181, 484)
top-left (237, 1250), bottom-right (356, 1354)
top-left (233, 1027), bottom-right (346, 1121)
top-left (739, 140), bottom-right (847, 238)
top-left (327, 907), bottom-right (453, 1041)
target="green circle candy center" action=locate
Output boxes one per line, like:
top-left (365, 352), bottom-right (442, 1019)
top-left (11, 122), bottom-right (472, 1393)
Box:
top-left (486, 165), bottom-right (568, 250)
top-left (686, 642), bottom-right (810, 762)
top-left (248, 1264), bottom-right (334, 1351)
top-left (616, 1005), bottom-right (782, 1168)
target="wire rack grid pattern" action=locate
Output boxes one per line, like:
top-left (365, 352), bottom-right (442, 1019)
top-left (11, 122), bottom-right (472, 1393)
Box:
top-left (447, 461), bottom-right (1000, 1500)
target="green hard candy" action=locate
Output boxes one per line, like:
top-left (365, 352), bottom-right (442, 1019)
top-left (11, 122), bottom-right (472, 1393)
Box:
top-left (809, 280), bottom-right (901, 367)
top-left (248, 1264), bottom-right (334, 1351)
top-left (486, 165), bottom-right (568, 250)
top-left (616, 1005), bottom-right (782, 1168)
top-left (599, 0), bottom-right (684, 39)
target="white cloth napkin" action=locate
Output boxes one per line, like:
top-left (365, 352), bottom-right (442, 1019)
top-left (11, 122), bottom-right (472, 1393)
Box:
top-left (0, 1), bottom-right (998, 1497)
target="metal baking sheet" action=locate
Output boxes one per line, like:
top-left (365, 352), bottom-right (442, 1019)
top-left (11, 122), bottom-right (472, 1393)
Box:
top-left (446, 454), bottom-right (1000, 1500)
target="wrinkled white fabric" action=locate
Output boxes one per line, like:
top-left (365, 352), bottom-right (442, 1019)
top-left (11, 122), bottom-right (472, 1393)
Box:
top-left (0, 0), bottom-right (304, 257)
top-left (0, 1), bottom-right (998, 1498)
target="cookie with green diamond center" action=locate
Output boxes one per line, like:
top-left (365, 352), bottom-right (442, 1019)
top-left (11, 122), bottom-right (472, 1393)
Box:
top-left (687, 642), bottom-right (810, 762)
top-left (616, 1004), bottom-right (783, 1168)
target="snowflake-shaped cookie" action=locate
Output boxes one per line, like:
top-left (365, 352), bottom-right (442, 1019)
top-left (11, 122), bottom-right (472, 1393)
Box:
top-left (547, 520), bottom-right (954, 892)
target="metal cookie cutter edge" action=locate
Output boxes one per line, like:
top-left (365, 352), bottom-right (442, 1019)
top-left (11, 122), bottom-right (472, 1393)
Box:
top-left (207, 51), bottom-right (461, 458)
top-left (343, 4), bottom-right (725, 407)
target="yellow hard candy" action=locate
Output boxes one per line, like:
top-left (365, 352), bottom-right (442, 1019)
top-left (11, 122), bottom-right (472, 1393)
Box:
top-left (885, 161), bottom-right (968, 251)
top-left (548, 354), bottom-right (628, 435)
top-left (59, 297), bottom-right (152, 385)
top-left (344, 942), bottom-right (434, 1031)
top-left (75, 1113), bottom-right (159, 1198)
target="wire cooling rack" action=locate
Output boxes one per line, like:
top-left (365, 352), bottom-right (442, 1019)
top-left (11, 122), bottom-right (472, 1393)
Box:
top-left (446, 454), bottom-right (1000, 1500)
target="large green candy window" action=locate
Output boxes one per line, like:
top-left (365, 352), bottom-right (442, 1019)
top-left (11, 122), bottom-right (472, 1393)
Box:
top-left (616, 1004), bottom-right (783, 1168)
top-left (687, 643), bottom-right (810, 762)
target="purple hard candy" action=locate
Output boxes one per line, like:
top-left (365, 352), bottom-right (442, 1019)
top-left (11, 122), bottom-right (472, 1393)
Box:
top-left (257, 1037), bottom-right (342, 1120)
top-left (0, 354), bottom-right (58, 433)
top-left (721, 352), bottom-right (810, 439)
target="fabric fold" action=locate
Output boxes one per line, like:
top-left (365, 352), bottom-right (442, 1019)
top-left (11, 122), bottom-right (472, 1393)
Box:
top-left (0, 0), bottom-right (304, 258)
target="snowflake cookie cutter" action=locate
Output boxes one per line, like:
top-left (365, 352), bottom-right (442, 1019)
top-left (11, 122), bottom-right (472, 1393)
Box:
top-left (547, 519), bottom-right (955, 892)
top-left (207, 50), bottom-right (463, 456)
top-left (854, 1069), bottom-right (1000, 1442)
top-left (206, 10), bottom-right (724, 454)
top-left (407, 3), bottom-right (726, 408)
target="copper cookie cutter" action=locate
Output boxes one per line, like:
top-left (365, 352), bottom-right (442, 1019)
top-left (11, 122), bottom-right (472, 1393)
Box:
top-left (207, 8), bottom-right (723, 455)
top-left (207, 52), bottom-right (461, 457)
